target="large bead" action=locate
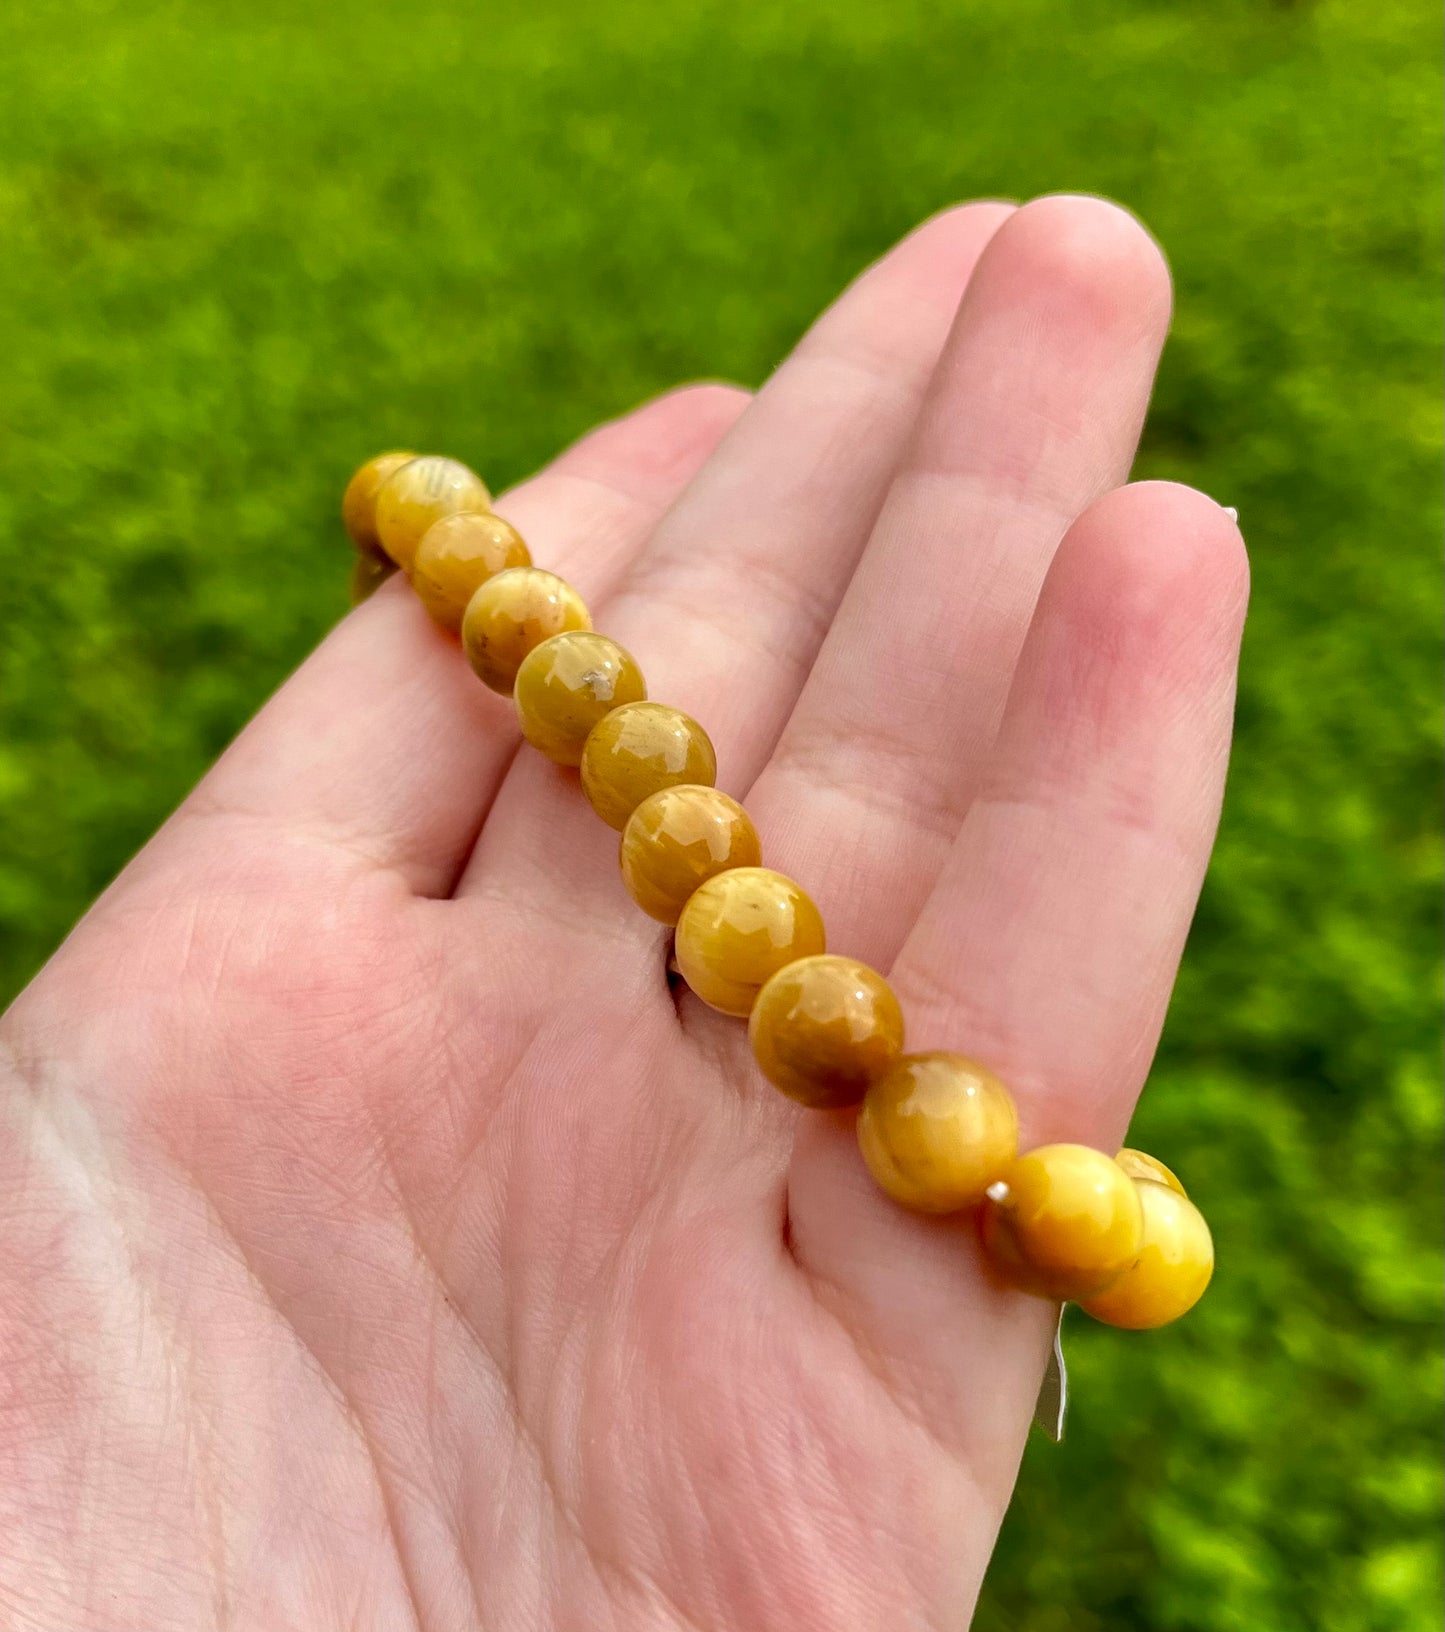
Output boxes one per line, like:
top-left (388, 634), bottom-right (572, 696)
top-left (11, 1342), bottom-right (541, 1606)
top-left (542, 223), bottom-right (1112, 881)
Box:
top-left (619, 785), bottom-right (761, 924)
top-left (856, 1053), bottom-right (1018, 1210)
top-left (462, 568), bottom-right (591, 694)
top-left (1078, 1179), bottom-right (1214, 1329)
top-left (412, 512), bottom-right (531, 632)
top-left (514, 632), bottom-right (646, 765)
top-left (750, 956), bottom-right (904, 1108)
top-left (374, 455), bottom-right (491, 570)
top-left (580, 702), bottom-right (716, 831)
top-left (342, 450), bottom-right (416, 557)
top-left (980, 1144), bottom-right (1144, 1301)
top-left (674, 867), bottom-right (825, 1017)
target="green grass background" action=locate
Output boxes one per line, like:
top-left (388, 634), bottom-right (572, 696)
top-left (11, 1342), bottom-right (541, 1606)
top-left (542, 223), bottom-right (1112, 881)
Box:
top-left (1, 0), bottom-right (1440, 1625)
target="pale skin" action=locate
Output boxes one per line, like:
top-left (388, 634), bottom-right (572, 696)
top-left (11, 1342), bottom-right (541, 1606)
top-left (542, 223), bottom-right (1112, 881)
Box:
top-left (0, 196), bottom-right (1248, 1630)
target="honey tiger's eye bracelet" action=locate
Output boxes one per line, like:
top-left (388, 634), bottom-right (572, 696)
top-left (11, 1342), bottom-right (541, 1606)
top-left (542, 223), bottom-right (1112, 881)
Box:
top-left (343, 450), bottom-right (1215, 1335)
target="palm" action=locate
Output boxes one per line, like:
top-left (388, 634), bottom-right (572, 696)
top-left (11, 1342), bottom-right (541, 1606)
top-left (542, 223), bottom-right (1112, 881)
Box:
top-left (1, 196), bottom-right (1246, 1631)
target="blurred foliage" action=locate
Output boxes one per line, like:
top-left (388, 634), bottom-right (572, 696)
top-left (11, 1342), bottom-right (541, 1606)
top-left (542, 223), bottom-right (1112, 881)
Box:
top-left (0, 0), bottom-right (1439, 1626)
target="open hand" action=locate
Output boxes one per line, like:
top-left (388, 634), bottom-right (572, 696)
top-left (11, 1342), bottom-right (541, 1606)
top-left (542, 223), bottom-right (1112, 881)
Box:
top-left (0, 195), bottom-right (1248, 1631)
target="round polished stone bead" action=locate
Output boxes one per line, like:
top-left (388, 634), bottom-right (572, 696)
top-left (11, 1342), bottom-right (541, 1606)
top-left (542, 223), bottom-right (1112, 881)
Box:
top-left (374, 455), bottom-right (491, 571)
top-left (513, 632), bottom-right (647, 765)
top-left (349, 550), bottom-right (399, 604)
top-left (412, 511), bottom-right (531, 632)
top-left (980, 1144), bottom-right (1144, 1301)
top-left (461, 568), bottom-right (591, 694)
top-left (580, 702), bottom-right (717, 832)
top-left (857, 1052), bottom-right (1018, 1211)
top-left (1078, 1179), bottom-right (1214, 1329)
top-left (1114, 1147), bottom-right (1186, 1196)
top-left (749, 955), bottom-right (904, 1108)
top-left (619, 786), bottom-right (761, 925)
top-left (675, 868), bottom-right (825, 1016)
top-left (342, 450), bottom-right (416, 557)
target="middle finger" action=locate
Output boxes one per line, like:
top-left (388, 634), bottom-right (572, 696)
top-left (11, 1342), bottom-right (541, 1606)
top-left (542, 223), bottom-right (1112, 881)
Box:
top-left (460, 201), bottom-right (1016, 916)
top-left (752, 194), bottom-right (1174, 962)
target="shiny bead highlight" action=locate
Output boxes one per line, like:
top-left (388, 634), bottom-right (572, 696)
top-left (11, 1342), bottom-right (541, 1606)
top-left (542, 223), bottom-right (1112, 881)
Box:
top-left (374, 455), bottom-right (491, 570)
top-left (674, 867), bottom-right (825, 1016)
top-left (580, 702), bottom-right (717, 831)
top-left (462, 568), bottom-right (591, 694)
top-left (980, 1144), bottom-right (1144, 1301)
top-left (412, 512), bottom-right (531, 632)
top-left (856, 1052), bottom-right (1018, 1211)
top-left (514, 632), bottom-right (646, 765)
top-left (619, 785), bottom-right (761, 924)
top-left (750, 955), bottom-right (904, 1108)
top-left (1078, 1179), bottom-right (1214, 1329)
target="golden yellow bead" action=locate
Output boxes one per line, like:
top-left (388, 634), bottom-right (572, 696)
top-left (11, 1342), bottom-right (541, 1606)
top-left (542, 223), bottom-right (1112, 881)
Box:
top-left (750, 956), bottom-right (904, 1108)
top-left (618, 785), bottom-right (761, 925)
top-left (674, 867), bottom-right (825, 1017)
top-left (461, 568), bottom-right (592, 694)
top-left (350, 550), bottom-right (399, 604)
top-left (856, 1053), bottom-right (1018, 1211)
top-left (513, 632), bottom-right (647, 765)
top-left (1115, 1147), bottom-right (1187, 1197)
top-left (374, 455), bottom-right (491, 570)
top-left (580, 702), bottom-right (717, 832)
top-left (1078, 1179), bottom-right (1214, 1329)
top-left (980, 1144), bottom-right (1144, 1301)
top-left (342, 450), bottom-right (416, 557)
top-left (411, 512), bottom-right (531, 633)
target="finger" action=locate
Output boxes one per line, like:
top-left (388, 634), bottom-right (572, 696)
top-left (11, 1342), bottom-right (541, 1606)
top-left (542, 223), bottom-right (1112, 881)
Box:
top-left (462, 201), bottom-right (1017, 909)
top-left (787, 483), bottom-right (1248, 1495)
top-left (152, 384), bottom-right (749, 897)
top-left (752, 195), bottom-right (1174, 963)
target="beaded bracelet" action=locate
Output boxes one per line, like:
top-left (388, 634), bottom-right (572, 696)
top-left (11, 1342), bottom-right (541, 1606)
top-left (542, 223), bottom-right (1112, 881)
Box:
top-left (343, 451), bottom-right (1214, 1338)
